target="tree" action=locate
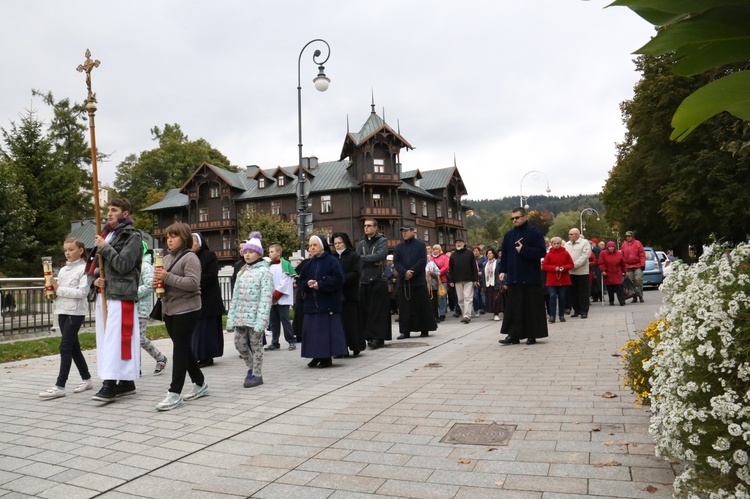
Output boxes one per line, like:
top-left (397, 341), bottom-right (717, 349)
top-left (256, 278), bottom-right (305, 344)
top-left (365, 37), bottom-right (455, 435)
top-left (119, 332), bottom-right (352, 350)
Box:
top-left (608, 1), bottom-right (750, 142)
top-left (0, 160), bottom-right (36, 276)
top-left (32, 90), bottom-right (94, 222)
top-left (237, 210), bottom-right (299, 257)
top-left (114, 123), bottom-right (237, 226)
top-left (602, 54), bottom-right (750, 255)
top-left (1, 107), bottom-right (75, 274)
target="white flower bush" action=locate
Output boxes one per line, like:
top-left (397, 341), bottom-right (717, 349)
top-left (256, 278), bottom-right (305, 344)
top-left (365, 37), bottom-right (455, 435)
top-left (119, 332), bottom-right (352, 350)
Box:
top-left (648, 243), bottom-right (750, 498)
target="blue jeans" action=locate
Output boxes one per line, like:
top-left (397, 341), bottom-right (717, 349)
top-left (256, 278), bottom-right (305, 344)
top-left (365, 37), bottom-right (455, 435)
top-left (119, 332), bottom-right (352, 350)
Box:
top-left (548, 286), bottom-right (567, 318)
top-left (270, 304), bottom-right (295, 346)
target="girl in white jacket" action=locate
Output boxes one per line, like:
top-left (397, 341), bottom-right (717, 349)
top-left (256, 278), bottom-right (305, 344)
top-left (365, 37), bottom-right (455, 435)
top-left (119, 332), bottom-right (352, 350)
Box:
top-left (39, 238), bottom-right (93, 399)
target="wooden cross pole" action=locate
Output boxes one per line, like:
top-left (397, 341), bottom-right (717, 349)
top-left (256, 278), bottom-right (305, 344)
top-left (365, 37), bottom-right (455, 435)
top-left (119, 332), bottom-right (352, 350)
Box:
top-left (76, 49), bottom-right (106, 323)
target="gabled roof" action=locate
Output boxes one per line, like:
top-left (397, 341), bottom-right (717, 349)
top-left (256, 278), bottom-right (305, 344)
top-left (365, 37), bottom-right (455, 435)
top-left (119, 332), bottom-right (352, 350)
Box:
top-left (141, 188), bottom-right (189, 212)
top-left (234, 160), bottom-right (357, 201)
top-left (340, 107), bottom-right (413, 160)
top-left (270, 166), bottom-right (294, 181)
top-left (413, 166), bottom-right (468, 197)
top-left (180, 162), bottom-right (245, 191)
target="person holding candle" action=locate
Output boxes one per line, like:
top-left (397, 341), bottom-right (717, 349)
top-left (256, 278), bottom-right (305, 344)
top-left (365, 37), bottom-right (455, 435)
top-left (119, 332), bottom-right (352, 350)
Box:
top-left (87, 199), bottom-right (143, 403)
top-left (153, 222), bottom-right (208, 410)
top-left (38, 238), bottom-right (93, 399)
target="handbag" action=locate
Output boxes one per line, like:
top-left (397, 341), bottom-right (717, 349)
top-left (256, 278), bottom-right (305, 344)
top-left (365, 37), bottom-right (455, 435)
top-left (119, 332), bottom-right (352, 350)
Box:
top-left (437, 283), bottom-right (447, 297)
top-left (149, 250), bottom-right (189, 321)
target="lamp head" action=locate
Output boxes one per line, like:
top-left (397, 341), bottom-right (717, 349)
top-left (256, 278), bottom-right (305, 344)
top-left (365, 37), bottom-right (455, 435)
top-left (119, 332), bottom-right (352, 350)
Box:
top-left (545, 187), bottom-right (551, 193)
top-left (313, 65), bottom-right (330, 92)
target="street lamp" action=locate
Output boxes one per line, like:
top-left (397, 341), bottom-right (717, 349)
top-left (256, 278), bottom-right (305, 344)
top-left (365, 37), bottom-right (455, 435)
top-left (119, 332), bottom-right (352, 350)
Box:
top-left (579, 207), bottom-right (600, 233)
top-left (519, 170), bottom-right (551, 210)
top-left (296, 38), bottom-right (331, 257)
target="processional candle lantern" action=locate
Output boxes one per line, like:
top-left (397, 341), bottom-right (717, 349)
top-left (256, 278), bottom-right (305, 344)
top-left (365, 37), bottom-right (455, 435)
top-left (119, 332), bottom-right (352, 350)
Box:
top-left (153, 248), bottom-right (165, 298)
top-left (42, 256), bottom-right (55, 300)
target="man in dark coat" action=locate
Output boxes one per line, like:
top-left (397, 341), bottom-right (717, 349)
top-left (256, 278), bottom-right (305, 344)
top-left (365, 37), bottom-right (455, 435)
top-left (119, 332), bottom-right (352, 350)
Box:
top-left (357, 219), bottom-right (391, 349)
top-left (498, 207), bottom-right (548, 345)
top-left (449, 237), bottom-right (479, 324)
top-left (393, 226), bottom-right (437, 339)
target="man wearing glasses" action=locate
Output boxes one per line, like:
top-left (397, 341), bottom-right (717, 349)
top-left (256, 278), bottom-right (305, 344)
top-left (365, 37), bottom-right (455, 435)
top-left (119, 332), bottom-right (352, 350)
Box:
top-left (498, 208), bottom-right (548, 345)
top-left (357, 220), bottom-right (391, 349)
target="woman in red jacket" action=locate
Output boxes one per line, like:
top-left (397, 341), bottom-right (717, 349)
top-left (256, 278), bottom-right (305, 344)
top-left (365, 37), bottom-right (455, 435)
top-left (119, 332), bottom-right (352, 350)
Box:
top-left (541, 237), bottom-right (574, 323)
top-left (598, 241), bottom-right (627, 306)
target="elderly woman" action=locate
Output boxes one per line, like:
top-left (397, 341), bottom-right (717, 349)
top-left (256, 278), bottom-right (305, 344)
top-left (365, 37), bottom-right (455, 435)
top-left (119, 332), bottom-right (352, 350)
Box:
top-left (191, 233), bottom-right (225, 367)
top-left (299, 235), bottom-right (348, 368)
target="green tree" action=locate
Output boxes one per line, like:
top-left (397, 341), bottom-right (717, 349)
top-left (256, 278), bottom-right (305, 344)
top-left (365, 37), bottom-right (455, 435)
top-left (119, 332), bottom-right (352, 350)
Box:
top-left (602, 55), bottom-right (750, 255)
top-left (0, 160), bottom-right (36, 275)
top-left (32, 90), bottom-right (95, 222)
top-left (237, 210), bottom-right (299, 257)
top-left (114, 123), bottom-right (237, 226)
top-left (1, 107), bottom-right (75, 274)
top-left (608, 0), bottom-right (750, 141)
top-left (547, 211), bottom-right (581, 240)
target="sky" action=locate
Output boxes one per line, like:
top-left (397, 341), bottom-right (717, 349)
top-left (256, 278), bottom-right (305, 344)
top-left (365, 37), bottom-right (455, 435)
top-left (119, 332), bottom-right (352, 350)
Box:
top-left (0, 1), bottom-right (654, 202)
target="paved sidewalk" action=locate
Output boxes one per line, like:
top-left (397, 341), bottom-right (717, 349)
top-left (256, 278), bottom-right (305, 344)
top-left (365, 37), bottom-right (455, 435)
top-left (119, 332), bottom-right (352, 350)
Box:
top-left (0, 291), bottom-right (675, 498)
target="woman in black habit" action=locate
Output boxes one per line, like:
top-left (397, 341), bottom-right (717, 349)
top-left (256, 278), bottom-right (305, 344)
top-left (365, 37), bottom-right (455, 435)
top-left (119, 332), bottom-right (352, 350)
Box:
top-left (332, 232), bottom-right (364, 357)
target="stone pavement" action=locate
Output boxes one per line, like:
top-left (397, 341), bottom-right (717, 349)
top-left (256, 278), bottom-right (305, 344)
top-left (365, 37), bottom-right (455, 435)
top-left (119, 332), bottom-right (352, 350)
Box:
top-left (0, 290), bottom-right (676, 498)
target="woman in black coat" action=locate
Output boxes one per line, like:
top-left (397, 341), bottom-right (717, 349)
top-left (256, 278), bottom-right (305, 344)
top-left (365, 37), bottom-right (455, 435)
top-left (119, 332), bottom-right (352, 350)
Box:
top-left (332, 232), bottom-right (365, 357)
top-left (191, 234), bottom-right (225, 367)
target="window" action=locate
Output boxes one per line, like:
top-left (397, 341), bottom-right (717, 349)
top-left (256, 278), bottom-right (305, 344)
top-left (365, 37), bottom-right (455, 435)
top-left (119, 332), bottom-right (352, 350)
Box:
top-left (373, 193), bottom-right (383, 207)
top-left (422, 200), bottom-right (428, 217)
top-left (321, 195), bottom-right (332, 213)
top-left (436, 204), bottom-right (443, 218)
top-left (449, 234), bottom-right (455, 246)
top-left (458, 210), bottom-right (462, 221)
top-left (447, 207), bottom-right (453, 219)
top-left (222, 235), bottom-right (231, 250)
top-left (423, 230), bottom-right (429, 242)
top-left (277, 175), bottom-right (285, 186)
top-left (222, 205), bottom-right (230, 220)
top-left (210, 185), bottom-right (219, 198)
top-left (410, 197), bottom-right (416, 214)
top-left (373, 158), bottom-right (385, 173)
top-left (438, 232), bottom-right (444, 245)
top-left (415, 178), bottom-right (421, 187)
top-left (258, 177), bottom-right (265, 189)
top-left (271, 200), bottom-right (281, 215)
top-left (199, 208), bottom-right (208, 222)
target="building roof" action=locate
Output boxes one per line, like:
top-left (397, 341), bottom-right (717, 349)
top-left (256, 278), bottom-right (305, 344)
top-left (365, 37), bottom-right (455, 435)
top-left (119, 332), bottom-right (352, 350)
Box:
top-left (141, 188), bottom-right (188, 211)
top-left (68, 219), bottom-right (153, 249)
top-left (340, 107), bottom-right (413, 160)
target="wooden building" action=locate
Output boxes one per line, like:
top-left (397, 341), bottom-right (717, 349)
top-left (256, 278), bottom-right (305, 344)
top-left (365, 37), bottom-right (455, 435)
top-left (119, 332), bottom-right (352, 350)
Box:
top-left (142, 105), bottom-right (469, 263)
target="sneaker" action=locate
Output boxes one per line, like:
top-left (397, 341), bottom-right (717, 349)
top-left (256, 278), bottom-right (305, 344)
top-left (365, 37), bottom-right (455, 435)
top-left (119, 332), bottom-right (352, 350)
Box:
top-left (493, 314), bottom-right (500, 321)
top-left (288, 343), bottom-right (296, 351)
top-left (155, 392), bottom-right (183, 411)
top-left (244, 375), bottom-right (264, 388)
top-left (91, 386), bottom-right (116, 403)
top-left (183, 383), bottom-right (209, 401)
top-left (115, 381), bottom-right (136, 397)
top-left (39, 386), bottom-right (66, 399)
top-left (244, 369), bottom-right (254, 385)
top-left (73, 379), bottom-right (93, 393)
top-left (559, 316), bottom-right (566, 323)
top-left (154, 357), bottom-right (167, 375)
top-left (265, 344), bottom-right (280, 351)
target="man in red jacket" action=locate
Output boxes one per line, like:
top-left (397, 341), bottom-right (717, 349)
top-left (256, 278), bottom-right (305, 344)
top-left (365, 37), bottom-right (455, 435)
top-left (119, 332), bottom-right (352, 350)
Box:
top-left (621, 231), bottom-right (646, 303)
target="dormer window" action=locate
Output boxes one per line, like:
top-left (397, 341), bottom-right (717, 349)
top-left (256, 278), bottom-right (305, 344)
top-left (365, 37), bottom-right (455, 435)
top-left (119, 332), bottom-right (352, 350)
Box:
top-left (415, 178), bottom-right (420, 188)
top-left (373, 158), bottom-right (385, 173)
top-left (258, 177), bottom-right (266, 189)
top-left (277, 175), bottom-right (285, 187)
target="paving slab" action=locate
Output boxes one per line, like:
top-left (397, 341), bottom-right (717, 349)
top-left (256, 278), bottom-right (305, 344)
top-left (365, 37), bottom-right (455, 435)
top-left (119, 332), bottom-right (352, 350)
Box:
top-left (0, 290), bottom-right (676, 497)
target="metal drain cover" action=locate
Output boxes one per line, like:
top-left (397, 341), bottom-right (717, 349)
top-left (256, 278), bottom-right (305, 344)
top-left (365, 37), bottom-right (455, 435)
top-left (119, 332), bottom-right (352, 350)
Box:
top-left (441, 423), bottom-right (516, 446)
top-left (382, 341), bottom-right (429, 348)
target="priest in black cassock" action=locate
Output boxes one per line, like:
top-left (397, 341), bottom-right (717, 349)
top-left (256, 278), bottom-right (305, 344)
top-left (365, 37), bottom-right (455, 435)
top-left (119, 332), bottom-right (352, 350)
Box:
top-left (392, 225), bottom-right (437, 339)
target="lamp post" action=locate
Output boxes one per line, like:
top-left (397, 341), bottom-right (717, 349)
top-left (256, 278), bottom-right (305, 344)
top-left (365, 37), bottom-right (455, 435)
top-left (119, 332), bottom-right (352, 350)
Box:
top-left (579, 207), bottom-right (600, 233)
top-left (296, 39), bottom-right (331, 257)
top-left (519, 170), bottom-right (551, 210)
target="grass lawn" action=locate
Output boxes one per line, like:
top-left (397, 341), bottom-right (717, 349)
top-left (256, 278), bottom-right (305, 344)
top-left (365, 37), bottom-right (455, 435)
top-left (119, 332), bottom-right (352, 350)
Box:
top-left (0, 324), bottom-right (170, 364)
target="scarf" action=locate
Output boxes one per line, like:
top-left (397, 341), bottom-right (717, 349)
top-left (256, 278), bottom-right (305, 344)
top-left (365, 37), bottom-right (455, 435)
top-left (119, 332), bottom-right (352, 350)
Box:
top-left (86, 216), bottom-right (135, 276)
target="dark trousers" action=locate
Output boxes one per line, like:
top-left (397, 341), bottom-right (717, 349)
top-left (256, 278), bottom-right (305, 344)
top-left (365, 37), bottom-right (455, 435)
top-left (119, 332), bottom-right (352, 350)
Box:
top-left (606, 284), bottom-right (626, 305)
top-left (270, 304), bottom-right (295, 346)
top-left (359, 281), bottom-right (392, 341)
top-left (56, 314), bottom-right (90, 388)
top-left (164, 312), bottom-right (204, 394)
top-left (569, 274), bottom-right (590, 315)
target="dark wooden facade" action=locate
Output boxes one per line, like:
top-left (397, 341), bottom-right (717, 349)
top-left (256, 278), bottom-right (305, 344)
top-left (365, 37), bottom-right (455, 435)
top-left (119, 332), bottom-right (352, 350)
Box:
top-left (143, 107), bottom-right (469, 263)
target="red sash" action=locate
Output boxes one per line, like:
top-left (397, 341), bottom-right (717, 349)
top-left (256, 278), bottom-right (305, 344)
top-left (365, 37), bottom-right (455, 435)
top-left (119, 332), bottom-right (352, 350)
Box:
top-left (121, 301), bottom-right (134, 360)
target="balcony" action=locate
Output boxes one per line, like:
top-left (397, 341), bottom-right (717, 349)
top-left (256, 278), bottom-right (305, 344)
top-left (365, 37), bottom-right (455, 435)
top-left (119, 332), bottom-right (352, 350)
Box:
top-left (360, 172), bottom-right (401, 186)
top-left (436, 217), bottom-right (463, 229)
top-left (361, 207), bottom-right (398, 217)
top-left (190, 218), bottom-right (238, 230)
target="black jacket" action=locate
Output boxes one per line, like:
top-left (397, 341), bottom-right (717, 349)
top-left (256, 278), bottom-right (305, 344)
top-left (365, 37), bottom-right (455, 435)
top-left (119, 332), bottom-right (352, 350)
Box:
top-left (449, 247), bottom-right (478, 284)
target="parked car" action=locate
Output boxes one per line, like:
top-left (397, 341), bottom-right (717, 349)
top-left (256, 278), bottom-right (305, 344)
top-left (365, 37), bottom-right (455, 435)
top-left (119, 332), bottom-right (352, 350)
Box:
top-left (643, 246), bottom-right (664, 287)
top-left (656, 250), bottom-right (674, 277)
